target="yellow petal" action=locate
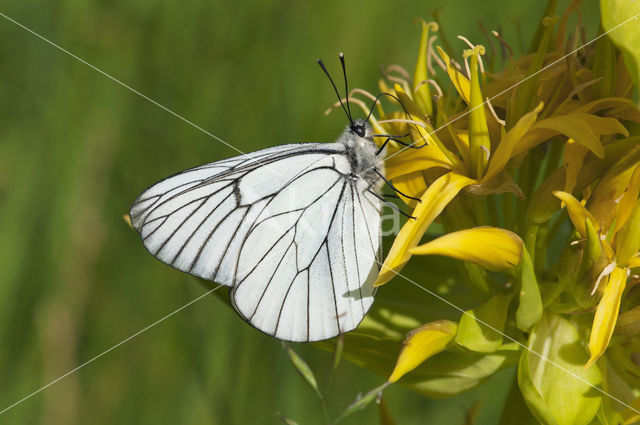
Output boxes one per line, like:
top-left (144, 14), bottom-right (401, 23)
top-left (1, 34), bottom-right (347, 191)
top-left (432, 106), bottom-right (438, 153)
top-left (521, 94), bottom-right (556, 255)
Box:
top-left (385, 145), bottom-right (453, 180)
top-left (482, 103), bottom-right (543, 182)
top-left (436, 46), bottom-right (470, 104)
top-left (629, 256), bottom-right (640, 269)
top-left (562, 139), bottom-right (589, 194)
top-left (553, 191), bottom-right (599, 236)
top-left (614, 164), bottom-right (640, 234)
top-left (449, 128), bottom-right (472, 169)
top-left (586, 266), bottom-right (629, 369)
top-left (378, 78), bottom-right (394, 97)
top-left (616, 198), bottom-right (640, 266)
top-left (410, 226), bottom-right (523, 271)
top-left (588, 149), bottom-right (640, 233)
top-left (394, 84), bottom-right (465, 172)
top-left (387, 320), bottom-right (457, 383)
top-left (466, 47), bottom-right (490, 178)
top-left (515, 113), bottom-right (628, 158)
top-left (375, 172), bottom-right (476, 286)
top-left (393, 83), bottom-right (426, 119)
top-left (573, 97), bottom-right (640, 117)
top-left (412, 20), bottom-right (438, 117)
top-left (392, 172), bottom-right (427, 206)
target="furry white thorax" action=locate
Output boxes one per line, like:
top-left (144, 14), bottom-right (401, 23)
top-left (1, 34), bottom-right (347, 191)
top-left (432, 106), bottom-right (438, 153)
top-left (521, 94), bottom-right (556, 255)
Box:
top-left (336, 119), bottom-right (385, 191)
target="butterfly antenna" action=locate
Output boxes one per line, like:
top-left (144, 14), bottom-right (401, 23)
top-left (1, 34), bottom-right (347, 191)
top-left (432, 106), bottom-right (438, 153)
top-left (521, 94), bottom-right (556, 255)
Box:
top-left (317, 57), bottom-right (353, 125)
top-left (339, 52), bottom-right (354, 123)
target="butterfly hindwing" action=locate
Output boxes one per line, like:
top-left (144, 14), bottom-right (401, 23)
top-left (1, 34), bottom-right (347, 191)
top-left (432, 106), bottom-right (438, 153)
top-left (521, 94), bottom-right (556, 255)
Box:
top-left (231, 171), bottom-right (382, 342)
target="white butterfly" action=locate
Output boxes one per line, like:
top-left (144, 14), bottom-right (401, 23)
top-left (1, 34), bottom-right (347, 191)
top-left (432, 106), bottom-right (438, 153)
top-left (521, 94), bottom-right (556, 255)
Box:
top-left (129, 55), bottom-right (408, 342)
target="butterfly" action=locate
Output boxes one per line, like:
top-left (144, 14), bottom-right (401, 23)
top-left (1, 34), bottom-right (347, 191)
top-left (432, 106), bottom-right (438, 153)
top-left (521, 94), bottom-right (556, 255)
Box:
top-left (129, 54), bottom-right (416, 342)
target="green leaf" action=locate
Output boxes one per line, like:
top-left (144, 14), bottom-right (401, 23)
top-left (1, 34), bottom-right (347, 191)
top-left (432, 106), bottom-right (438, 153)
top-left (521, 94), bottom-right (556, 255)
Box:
top-left (518, 313), bottom-right (602, 425)
top-left (401, 343), bottom-right (520, 398)
top-left (456, 292), bottom-right (514, 353)
top-left (600, 0), bottom-right (640, 90)
top-left (516, 248), bottom-right (543, 331)
top-left (282, 343), bottom-right (322, 399)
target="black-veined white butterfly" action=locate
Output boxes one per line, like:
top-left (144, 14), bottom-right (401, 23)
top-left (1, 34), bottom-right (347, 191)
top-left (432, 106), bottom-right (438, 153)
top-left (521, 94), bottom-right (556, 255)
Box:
top-left (129, 54), bottom-right (416, 342)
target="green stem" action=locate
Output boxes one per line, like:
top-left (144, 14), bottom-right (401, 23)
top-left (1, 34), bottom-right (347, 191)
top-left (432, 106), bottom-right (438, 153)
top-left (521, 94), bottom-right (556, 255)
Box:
top-left (503, 193), bottom-right (515, 231)
top-left (488, 194), bottom-right (499, 226)
top-left (471, 194), bottom-right (489, 225)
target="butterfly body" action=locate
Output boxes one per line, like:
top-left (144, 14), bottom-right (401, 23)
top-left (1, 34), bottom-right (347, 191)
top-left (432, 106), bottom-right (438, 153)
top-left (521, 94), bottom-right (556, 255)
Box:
top-left (130, 120), bottom-right (384, 342)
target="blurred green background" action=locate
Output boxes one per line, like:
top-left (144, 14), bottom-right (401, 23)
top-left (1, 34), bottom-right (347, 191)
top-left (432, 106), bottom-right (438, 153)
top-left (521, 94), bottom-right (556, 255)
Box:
top-left (0, 1), bottom-right (599, 424)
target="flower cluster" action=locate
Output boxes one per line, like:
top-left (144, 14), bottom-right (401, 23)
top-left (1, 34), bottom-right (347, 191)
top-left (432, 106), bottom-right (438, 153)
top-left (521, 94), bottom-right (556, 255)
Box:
top-left (319, 2), bottom-right (640, 423)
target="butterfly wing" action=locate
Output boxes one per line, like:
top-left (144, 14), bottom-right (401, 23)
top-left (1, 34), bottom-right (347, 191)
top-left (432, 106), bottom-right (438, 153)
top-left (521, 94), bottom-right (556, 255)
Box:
top-left (130, 142), bottom-right (382, 342)
top-left (231, 163), bottom-right (382, 342)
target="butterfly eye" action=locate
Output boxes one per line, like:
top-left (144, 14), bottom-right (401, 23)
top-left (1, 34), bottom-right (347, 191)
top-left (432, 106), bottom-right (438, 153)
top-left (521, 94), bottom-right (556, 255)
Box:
top-left (352, 124), bottom-right (366, 137)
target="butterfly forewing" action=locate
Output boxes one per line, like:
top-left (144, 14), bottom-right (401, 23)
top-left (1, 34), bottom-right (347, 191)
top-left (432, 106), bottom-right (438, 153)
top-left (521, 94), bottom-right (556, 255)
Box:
top-left (130, 142), bottom-right (382, 342)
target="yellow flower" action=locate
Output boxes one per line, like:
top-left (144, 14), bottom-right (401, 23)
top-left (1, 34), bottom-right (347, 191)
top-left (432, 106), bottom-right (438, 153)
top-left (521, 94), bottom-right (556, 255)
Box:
top-left (320, 4), bottom-right (639, 416)
top-left (552, 164), bottom-right (640, 368)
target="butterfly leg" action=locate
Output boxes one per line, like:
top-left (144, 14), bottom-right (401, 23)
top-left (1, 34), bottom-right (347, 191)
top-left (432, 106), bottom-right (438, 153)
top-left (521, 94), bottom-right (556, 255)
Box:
top-left (375, 133), bottom-right (420, 156)
top-left (367, 189), bottom-right (417, 220)
top-left (373, 169), bottom-right (422, 202)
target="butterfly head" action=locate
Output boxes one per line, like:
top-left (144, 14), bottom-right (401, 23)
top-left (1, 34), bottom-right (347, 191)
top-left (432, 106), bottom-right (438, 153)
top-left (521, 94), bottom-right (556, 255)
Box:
top-left (349, 118), bottom-right (372, 139)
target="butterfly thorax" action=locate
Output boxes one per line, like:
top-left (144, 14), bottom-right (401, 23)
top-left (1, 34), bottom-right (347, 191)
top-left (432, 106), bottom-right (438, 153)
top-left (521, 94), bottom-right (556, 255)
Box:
top-left (336, 119), bottom-right (384, 191)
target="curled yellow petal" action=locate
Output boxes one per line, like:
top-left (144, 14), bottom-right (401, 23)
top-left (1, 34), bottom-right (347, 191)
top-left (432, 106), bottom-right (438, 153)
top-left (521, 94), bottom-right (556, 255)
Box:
top-left (553, 191), bottom-right (599, 236)
top-left (410, 227), bottom-right (523, 271)
top-left (387, 320), bottom-right (457, 383)
top-left (375, 172), bottom-right (476, 286)
top-left (586, 266), bottom-right (629, 369)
